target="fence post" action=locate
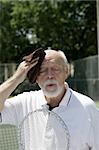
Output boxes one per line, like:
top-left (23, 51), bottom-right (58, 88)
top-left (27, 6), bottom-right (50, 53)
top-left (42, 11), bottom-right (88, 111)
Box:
top-left (4, 64), bottom-right (8, 81)
top-left (97, 0), bottom-right (99, 78)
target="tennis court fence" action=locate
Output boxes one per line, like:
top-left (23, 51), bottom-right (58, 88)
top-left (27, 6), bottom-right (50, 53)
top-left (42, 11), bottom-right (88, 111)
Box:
top-left (0, 55), bottom-right (99, 101)
top-left (68, 55), bottom-right (99, 101)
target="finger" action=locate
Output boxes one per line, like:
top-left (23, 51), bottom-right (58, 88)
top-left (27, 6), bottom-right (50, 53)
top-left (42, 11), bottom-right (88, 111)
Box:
top-left (30, 57), bottom-right (39, 64)
top-left (24, 59), bottom-right (39, 72)
top-left (25, 58), bottom-right (38, 67)
top-left (29, 60), bottom-right (38, 69)
top-left (25, 57), bottom-right (39, 63)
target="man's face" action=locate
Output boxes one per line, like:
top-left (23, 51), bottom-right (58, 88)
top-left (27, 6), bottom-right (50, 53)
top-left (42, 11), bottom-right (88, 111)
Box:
top-left (36, 50), bottom-right (68, 98)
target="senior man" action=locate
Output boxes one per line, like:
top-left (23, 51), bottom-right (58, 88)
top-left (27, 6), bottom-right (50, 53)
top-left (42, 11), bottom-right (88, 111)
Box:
top-left (0, 49), bottom-right (99, 150)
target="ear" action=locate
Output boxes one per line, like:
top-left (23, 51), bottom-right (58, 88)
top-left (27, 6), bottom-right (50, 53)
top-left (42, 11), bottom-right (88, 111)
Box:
top-left (65, 65), bottom-right (70, 80)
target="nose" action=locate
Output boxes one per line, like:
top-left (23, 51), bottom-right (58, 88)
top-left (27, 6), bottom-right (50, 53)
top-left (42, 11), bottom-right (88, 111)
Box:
top-left (47, 68), bottom-right (54, 79)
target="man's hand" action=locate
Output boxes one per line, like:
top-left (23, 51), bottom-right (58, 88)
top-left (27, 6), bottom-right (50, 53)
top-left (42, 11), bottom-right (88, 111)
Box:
top-left (22, 48), bottom-right (46, 83)
top-left (13, 58), bottom-right (39, 84)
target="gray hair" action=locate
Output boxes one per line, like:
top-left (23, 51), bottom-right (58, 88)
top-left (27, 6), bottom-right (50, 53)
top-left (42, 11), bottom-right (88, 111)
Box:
top-left (45, 48), bottom-right (69, 68)
top-left (57, 50), bottom-right (68, 66)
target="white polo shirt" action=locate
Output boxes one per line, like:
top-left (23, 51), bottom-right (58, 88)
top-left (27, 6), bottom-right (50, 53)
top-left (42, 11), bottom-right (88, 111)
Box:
top-left (1, 85), bottom-right (99, 150)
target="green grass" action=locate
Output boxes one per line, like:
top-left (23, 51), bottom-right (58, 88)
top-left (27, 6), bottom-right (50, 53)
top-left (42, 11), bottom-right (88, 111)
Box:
top-left (95, 101), bottom-right (99, 108)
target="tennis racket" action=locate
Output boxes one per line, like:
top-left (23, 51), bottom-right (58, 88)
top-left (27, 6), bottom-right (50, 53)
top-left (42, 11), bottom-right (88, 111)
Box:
top-left (0, 108), bottom-right (70, 150)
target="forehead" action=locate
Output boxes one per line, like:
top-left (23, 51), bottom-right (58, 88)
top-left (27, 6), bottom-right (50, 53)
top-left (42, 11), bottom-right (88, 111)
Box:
top-left (42, 50), bottom-right (64, 65)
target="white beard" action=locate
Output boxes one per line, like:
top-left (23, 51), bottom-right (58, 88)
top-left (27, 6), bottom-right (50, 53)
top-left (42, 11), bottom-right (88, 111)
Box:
top-left (40, 80), bottom-right (64, 98)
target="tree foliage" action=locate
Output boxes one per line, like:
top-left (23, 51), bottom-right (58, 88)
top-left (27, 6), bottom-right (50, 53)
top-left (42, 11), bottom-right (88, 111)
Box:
top-left (0, 0), bottom-right (97, 63)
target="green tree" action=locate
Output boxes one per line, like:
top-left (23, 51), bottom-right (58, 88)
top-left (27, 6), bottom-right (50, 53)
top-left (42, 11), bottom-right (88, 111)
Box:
top-left (0, 1), bottom-right (14, 62)
top-left (0, 0), bottom-right (97, 62)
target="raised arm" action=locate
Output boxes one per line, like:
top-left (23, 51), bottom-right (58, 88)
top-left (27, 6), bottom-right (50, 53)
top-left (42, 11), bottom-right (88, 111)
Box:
top-left (0, 59), bottom-right (38, 111)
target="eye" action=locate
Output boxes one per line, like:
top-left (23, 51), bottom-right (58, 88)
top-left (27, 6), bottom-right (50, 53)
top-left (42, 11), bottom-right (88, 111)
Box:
top-left (53, 67), bottom-right (61, 73)
top-left (39, 68), bottom-right (47, 74)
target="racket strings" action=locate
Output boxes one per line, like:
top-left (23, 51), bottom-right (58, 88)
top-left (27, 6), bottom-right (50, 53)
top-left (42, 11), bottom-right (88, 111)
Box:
top-left (0, 124), bottom-right (19, 150)
top-left (19, 118), bottom-right (32, 150)
top-left (49, 112), bottom-right (70, 150)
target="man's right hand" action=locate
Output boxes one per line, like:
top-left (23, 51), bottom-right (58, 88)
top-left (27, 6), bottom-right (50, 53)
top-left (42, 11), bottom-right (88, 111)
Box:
top-left (0, 57), bottom-right (39, 111)
top-left (13, 58), bottom-right (39, 84)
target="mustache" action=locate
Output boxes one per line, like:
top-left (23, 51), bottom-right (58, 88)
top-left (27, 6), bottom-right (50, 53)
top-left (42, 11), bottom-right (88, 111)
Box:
top-left (44, 80), bottom-right (58, 85)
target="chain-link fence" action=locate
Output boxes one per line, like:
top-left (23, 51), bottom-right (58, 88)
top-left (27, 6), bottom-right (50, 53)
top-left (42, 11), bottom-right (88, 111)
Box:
top-left (68, 55), bottom-right (99, 101)
top-left (0, 55), bottom-right (99, 101)
top-left (0, 63), bottom-right (16, 83)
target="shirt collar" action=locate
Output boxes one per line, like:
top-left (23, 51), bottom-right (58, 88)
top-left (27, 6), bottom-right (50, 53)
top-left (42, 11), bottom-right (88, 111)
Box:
top-left (59, 83), bottom-right (72, 107)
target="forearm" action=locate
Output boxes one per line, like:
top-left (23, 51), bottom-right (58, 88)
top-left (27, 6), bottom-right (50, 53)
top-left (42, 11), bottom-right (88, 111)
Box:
top-left (0, 61), bottom-right (27, 111)
top-left (0, 75), bottom-right (21, 111)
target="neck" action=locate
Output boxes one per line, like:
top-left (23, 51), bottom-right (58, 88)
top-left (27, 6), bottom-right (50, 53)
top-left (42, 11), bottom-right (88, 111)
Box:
top-left (45, 86), bottom-right (66, 108)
